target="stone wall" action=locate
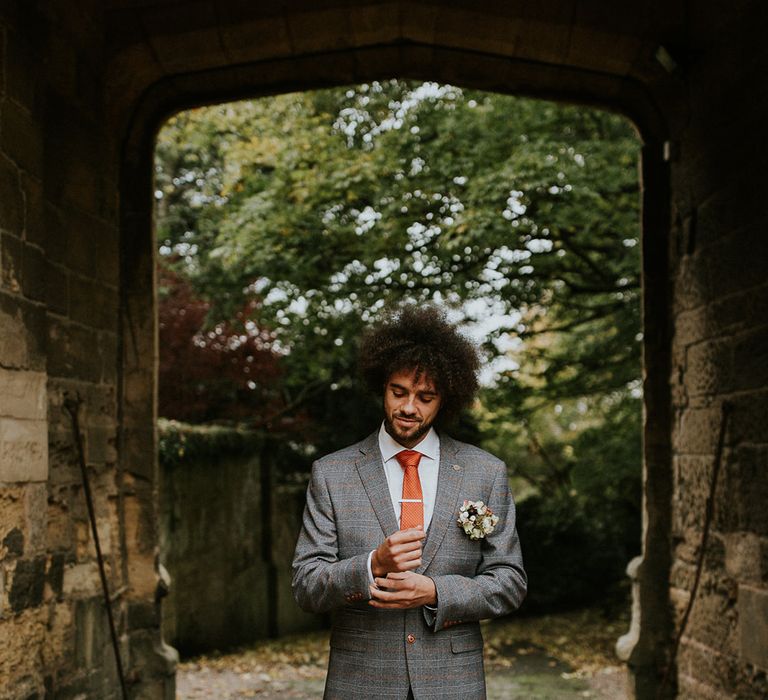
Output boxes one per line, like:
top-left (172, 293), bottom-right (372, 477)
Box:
top-left (0, 2), bottom-right (147, 698)
top-left (666, 4), bottom-right (768, 697)
top-left (158, 427), bottom-right (321, 656)
top-left (0, 1), bottom-right (766, 699)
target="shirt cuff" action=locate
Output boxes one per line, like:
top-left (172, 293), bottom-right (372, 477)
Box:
top-left (367, 550), bottom-right (375, 585)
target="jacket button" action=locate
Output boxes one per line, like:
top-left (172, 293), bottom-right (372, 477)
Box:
top-left (407, 634), bottom-right (415, 644)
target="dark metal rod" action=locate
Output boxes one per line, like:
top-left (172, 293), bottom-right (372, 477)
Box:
top-left (657, 400), bottom-right (732, 699)
top-left (64, 394), bottom-right (129, 700)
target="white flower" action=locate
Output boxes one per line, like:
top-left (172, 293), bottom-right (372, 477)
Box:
top-left (456, 499), bottom-right (499, 540)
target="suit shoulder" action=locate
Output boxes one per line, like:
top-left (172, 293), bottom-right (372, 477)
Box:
top-left (311, 435), bottom-right (370, 471)
top-left (446, 436), bottom-right (506, 471)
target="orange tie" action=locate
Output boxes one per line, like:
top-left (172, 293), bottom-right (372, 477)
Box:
top-left (396, 450), bottom-right (424, 530)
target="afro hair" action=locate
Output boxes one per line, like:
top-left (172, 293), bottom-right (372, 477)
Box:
top-left (358, 304), bottom-right (480, 425)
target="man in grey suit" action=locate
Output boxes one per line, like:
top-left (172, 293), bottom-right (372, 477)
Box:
top-left (292, 305), bottom-right (526, 699)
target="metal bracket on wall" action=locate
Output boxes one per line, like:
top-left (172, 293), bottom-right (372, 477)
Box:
top-left (63, 392), bottom-right (129, 700)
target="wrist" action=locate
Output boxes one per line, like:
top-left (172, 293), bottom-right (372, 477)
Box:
top-left (425, 576), bottom-right (437, 605)
top-left (371, 550), bottom-right (384, 578)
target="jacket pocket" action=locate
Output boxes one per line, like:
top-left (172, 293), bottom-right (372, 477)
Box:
top-left (450, 633), bottom-right (483, 654)
top-left (330, 629), bottom-right (371, 653)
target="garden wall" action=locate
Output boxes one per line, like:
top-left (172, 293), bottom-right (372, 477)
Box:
top-left (157, 422), bottom-right (321, 656)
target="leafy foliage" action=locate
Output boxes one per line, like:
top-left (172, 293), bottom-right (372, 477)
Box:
top-left (154, 81), bottom-right (644, 606)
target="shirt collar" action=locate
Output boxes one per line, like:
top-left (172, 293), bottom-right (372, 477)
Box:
top-left (378, 421), bottom-right (440, 462)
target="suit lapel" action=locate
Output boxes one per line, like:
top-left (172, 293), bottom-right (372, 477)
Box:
top-left (355, 431), bottom-right (400, 538)
top-left (418, 433), bottom-right (464, 574)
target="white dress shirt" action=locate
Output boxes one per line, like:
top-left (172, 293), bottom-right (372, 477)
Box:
top-left (366, 422), bottom-right (440, 584)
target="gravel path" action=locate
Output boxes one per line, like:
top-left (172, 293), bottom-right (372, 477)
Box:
top-left (176, 608), bottom-right (629, 699)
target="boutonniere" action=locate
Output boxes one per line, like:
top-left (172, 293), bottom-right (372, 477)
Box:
top-left (458, 500), bottom-right (499, 540)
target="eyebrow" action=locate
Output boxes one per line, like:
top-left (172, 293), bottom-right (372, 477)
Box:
top-left (389, 382), bottom-right (439, 397)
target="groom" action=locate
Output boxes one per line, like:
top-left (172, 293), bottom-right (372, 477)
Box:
top-left (292, 305), bottom-right (526, 699)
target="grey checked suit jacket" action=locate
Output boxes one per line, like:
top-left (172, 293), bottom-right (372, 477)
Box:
top-left (291, 430), bottom-right (527, 700)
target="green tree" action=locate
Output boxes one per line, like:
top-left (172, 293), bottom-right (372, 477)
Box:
top-left (155, 81), bottom-right (644, 606)
top-left (155, 82), bottom-right (641, 448)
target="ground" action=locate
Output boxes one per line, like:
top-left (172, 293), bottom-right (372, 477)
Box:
top-left (175, 606), bottom-right (629, 699)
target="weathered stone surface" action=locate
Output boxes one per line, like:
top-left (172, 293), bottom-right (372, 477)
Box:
top-left (0, 231), bottom-right (24, 293)
top-left (0, 416), bottom-right (48, 483)
top-left (2, 528), bottom-right (24, 557)
top-left (0, 154), bottom-right (24, 236)
top-left (739, 585), bottom-right (768, 671)
top-left (46, 316), bottom-right (100, 383)
top-left (0, 98), bottom-right (43, 176)
top-left (20, 242), bottom-right (45, 303)
top-left (8, 556), bottom-right (46, 612)
top-left (1, 1), bottom-right (768, 698)
top-left (62, 562), bottom-right (100, 597)
top-left (0, 291), bottom-right (46, 371)
top-left (0, 368), bottom-right (46, 420)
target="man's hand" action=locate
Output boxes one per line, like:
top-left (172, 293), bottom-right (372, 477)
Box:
top-left (368, 572), bottom-right (437, 609)
top-left (371, 528), bottom-right (424, 578)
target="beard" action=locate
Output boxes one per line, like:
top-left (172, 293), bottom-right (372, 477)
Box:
top-left (383, 412), bottom-right (435, 447)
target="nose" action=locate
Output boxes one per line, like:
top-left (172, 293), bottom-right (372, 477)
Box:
top-left (402, 394), bottom-right (417, 414)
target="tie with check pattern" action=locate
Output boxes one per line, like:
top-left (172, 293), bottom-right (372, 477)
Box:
top-left (396, 450), bottom-right (424, 530)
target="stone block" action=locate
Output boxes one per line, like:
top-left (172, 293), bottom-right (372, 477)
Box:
top-left (685, 337), bottom-right (733, 397)
top-left (0, 416), bottom-right (48, 483)
top-left (677, 638), bottom-right (740, 697)
top-left (0, 290), bottom-right (46, 370)
top-left (8, 555), bottom-right (46, 612)
top-left (44, 259), bottom-right (68, 315)
top-left (59, 208), bottom-right (118, 284)
top-left (732, 325), bottom-right (768, 394)
top-left (68, 274), bottom-right (118, 332)
top-left (46, 316), bottom-right (101, 383)
top-left (724, 532), bottom-right (762, 583)
top-left (21, 173), bottom-right (45, 248)
top-left (1, 230), bottom-right (23, 293)
top-left (46, 552), bottom-right (65, 598)
top-left (21, 242), bottom-right (45, 302)
top-left (4, 27), bottom-right (38, 111)
top-left (738, 585), bottom-right (768, 670)
top-left (729, 390), bottom-right (768, 446)
top-left (99, 331), bottom-right (118, 385)
top-left (24, 481), bottom-right (47, 555)
top-left (708, 224), bottom-right (768, 302)
top-left (0, 368), bottom-right (46, 420)
top-left (0, 98), bottom-right (43, 176)
top-left (673, 251), bottom-right (710, 314)
top-left (217, 4), bottom-right (292, 64)
top-left (45, 500), bottom-right (75, 554)
top-left (85, 423), bottom-right (117, 465)
top-left (2, 527), bottom-right (24, 557)
top-left (141, 1), bottom-right (228, 72)
top-left (62, 561), bottom-right (100, 596)
top-left (0, 154), bottom-right (23, 238)
top-left (74, 597), bottom-right (108, 669)
top-left (732, 445), bottom-right (768, 536)
top-left (675, 405), bottom-right (724, 455)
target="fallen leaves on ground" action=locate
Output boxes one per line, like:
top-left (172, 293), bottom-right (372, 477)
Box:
top-left (178, 604), bottom-right (629, 685)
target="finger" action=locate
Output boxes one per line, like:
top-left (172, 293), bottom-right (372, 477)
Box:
top-left (369, 600), bottom-right (410, 609)
top-left (390, 528), bottom-right (425, 544)
top-left (393, 548), bottom-right (421, 562)
top-left (384, 572), bottom-right (412, 581)
top-left (395, 558), bottom-right (421, 572)
top-left (369, 585), bottom-right (409, 602)
top-left (375, 576), bottom-right (404, 589)
top-left (392, 540), bottom-right (423, 554)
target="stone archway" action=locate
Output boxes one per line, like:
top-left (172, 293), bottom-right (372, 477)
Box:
top-left (118, 41), bottom-right (672, 700)
top-left (4, 2), bottom-right (766, 698)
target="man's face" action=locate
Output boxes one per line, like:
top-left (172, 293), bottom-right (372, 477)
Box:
top-left (383, 368), bottom-right (442, 448)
